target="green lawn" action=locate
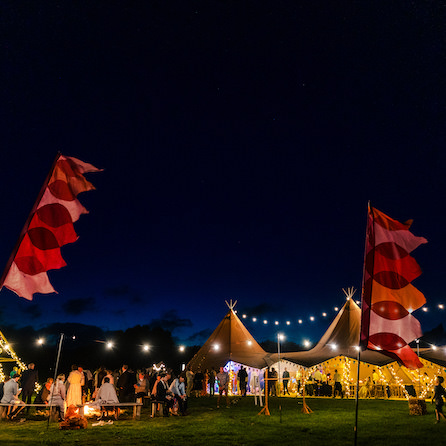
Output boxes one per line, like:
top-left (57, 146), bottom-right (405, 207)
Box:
top-left (0, 396), bottom-right (444, 446)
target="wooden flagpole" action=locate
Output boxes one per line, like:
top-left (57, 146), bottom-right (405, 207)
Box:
top-left (258, 369), bottom-right (270, 416)
top-left (354, 201), bottom-right (373, 446)
top-left (47, 333), bottom-right (64, 429)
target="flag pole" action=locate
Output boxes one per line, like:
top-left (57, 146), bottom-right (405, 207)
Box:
top-left (354, 201), bottom-right (374, 446)
top-left (0, 152), bottom-right (61, 290)
top-left (47, 332), bottom-right (64, 429)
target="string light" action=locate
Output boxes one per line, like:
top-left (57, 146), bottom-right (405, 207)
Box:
top-left (342, 357), bottom-right (351, 398)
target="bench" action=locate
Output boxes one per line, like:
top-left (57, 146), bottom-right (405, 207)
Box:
top-left (0, 403), bottom-right (61, 421)
top-left (1, 401), bottom-right (143, 421)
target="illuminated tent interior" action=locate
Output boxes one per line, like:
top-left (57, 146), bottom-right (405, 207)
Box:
top-left (188, 299), bottom-right (446, 398)
top-left (266, 299), bottom-right (446, 398)
top-left (0, 330), bottom-right (27, 382)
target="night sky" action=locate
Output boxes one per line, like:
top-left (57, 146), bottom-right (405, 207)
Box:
top-left (1, 2), bottom-right (445, 348)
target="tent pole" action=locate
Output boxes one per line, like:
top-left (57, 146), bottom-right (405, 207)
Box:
top-left (47, 333), bottom-right (64, 429)
top-left (258, 368), bottom-right (270, 416)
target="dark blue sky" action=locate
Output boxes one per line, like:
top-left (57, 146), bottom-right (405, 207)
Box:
top-left (1, 2), bottom-right (445, 347)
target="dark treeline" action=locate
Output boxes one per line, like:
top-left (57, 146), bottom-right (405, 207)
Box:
top-left (2, 323), bottom-right (200, 380)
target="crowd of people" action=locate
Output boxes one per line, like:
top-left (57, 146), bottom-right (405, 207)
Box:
top-left (0, 362), bottom-right (191, 420)
top-left (3, 362), bottom-right (446, 424)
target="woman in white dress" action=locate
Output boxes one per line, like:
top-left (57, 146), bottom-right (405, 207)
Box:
top-left (66, 365), bottom-right (84, 407)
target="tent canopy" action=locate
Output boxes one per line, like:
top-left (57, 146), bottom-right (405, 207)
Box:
top-left (267, 299), bottom-right (394, 368)
top-left (187, 308), bottom-right (270, 371)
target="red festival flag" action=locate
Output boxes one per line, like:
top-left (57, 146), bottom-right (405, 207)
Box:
top-left (360, 205), bottom-right (427, 369)
top-left (0, 154), bottom-right (102, 300)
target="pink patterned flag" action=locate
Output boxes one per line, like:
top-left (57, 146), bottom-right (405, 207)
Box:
top-left (0, 154), bottom-right (102, 300)
top-left (360, 206), bottom-right (427, 369)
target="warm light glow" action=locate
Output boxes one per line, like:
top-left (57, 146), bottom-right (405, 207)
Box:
top-left (408, 308), bottom-right (413, 314)
top-left (106, 342), bottom-right (114, 349)
top-left (309, 316), bottom-right (315, 321)
top-left (143, 344), bottom-right (150, 352)
top-left (278, 333), bottom-right (285, 341)
top-left (334, 307), bottom-right (339, 312)
top-left (322, 312), bottom-right (327, 317)
top-left (438, 304), bottom-right (444, 310)
top-left (274, 321), bottom-right (279, 325)
top-left (242, 314), bottom-right (247, 318)
top-left (298, 319), bottom-right (303, 324)
top-left (252, 317), bottom-right (257, 322)
top-left (37, 338), bottom-right (45, 346)
top-left (247, 340), bottom-right (252, 346)
top-left (330, 343), bottom-right (337, 350)
top-left (83, 404), bottom-right (97, 416)
top-left (356, 301), bottom-right (360, 305)
top-left (286, 321), bottom-right (290, 325)
top-left (303, 340), bottom-right (311, 348)
top-left (422, 307), bottom-right (428, 312)
top-left (179, 345), bottom-right (185, 352)
top-left (72, 335), bottom-right (76, 340)
top-left (213, 344), bottom-right (220, 351)
top-left (263, 320), bottom-right (268, 324)
top-left (432, 345), bottom-right (437, 351)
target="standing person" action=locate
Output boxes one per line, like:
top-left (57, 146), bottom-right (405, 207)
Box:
top-left (216, 366), bottom-right (230, 408)
top-left (434, 376), bottom-right (446, 423)
top-left (333, 369), bottom-right (343, 398)
top-left (117, 365), bottom-right (136, 402)
top-left (208, 367), bottom-right (216, 396)
top-left (83, 368), bottom-right (94, 401)
top-left (169, 373), bottom-right (188, 415)
top-left (78, 367), bottom-right (88, 403)
top-left (202, 369), bottom-right (209, 396)
top-left (48, 374), bottom-right (66, 421)
top-left (193, 368), bottom-right (204, 397)
top-left (66, 364), bottom-right (84, 407)
top-left (94, 366), bottom-right (107, 391)
top-left (186, 367), bottom-right (194, 397)
top-left (269, 368), bottom-right (277, 397)
top-left (1, 371), bottom-right (25, 419)
top-left (282, 368), bottom-right (290, 395)
top-left (20, 363), bottom-right (39, 412)
top-left (238, 366), bottom-right (248, 396)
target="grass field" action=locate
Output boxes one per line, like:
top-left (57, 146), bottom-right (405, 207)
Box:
top-left (0, 396), bottom-right (444, 446)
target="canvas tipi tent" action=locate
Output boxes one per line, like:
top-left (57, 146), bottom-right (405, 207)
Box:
top-left (187, 302), bottom-right (270, 372)
top-left (269, 296), bottom-right (393, 368)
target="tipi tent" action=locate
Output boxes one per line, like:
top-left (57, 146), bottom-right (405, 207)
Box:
top-left (269, 298), bottom-right (393, 368)
top-left (187, 304), bottom-right (270, 372)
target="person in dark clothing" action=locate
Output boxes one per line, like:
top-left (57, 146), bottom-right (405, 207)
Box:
top-left (116, 365), bottom-right (136, 402)
top-left (20, 363), bottom-right (39, 413)
top-left (193, 368), bottom-right (204, 397)
top-left (282, 368), bottom-right (290, 395)
top-left (434, 376), bottom-right (446, 423)
top-left (156, 373), bottom-right (174, 416)
top-left (238, 366), bottom-right (248, 396)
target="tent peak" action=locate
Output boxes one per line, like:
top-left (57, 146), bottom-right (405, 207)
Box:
top-left (342, 286), bottom-right (357, 301)
top-left (225, 299), bottom-right (237, 310)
